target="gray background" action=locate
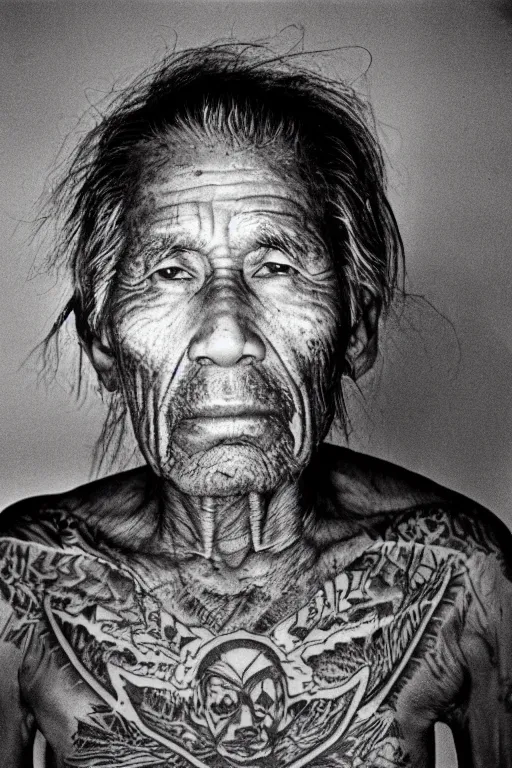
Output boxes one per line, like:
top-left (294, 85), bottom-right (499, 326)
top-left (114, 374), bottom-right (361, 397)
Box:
top-left (1, 3), bottom-right (511, 760)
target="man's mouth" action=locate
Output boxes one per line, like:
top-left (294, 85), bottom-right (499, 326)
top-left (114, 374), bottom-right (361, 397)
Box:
top-left (166, 368), bottom-right (299, 460)
top-left (188, 402), bottom-right (278, 418)
top-left (177, 415), bottom-right (278, 450)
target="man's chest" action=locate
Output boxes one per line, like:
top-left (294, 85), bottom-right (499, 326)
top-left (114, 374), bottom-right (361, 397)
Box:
top-left (2, 537), bottom-right (463, 767)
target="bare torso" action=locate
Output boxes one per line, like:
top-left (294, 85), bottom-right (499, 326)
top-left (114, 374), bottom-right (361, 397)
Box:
top-left (0, 444), bottom-right (511, 768)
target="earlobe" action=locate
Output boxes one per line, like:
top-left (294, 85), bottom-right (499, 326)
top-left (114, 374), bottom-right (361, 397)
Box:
top-left (344, 290), bottom-right (381, 380)
top-left (82, 333), bottom-right (119, 392)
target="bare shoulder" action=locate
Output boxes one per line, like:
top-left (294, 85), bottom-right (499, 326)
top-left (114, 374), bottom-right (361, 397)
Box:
top-left (315, 442), bottom-right (512, 568)
top-left (0, 466), bottom-right (153, 551)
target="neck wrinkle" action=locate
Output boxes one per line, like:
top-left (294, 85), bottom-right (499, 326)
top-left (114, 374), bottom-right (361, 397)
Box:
top-left (156, 478), bottom-right (306, 563)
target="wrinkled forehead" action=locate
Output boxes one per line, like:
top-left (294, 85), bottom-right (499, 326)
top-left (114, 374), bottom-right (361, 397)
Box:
top-left (129, 130), bottom-right (321, 237)
top-left (139, 125), bottom-right (303, 185)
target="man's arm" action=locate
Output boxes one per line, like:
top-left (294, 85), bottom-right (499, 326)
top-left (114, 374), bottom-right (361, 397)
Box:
top-left (450, 526), bottom-right (512, 767)
top-left (0, 505), bottom-right (62, 766)
top-left (0, 590), bottom-right (37, 765)
top-left (373, 497), bottom-right (512, 765)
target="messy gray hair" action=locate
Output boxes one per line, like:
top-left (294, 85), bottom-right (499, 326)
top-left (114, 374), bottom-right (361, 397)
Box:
top-left (45, 42), bottom-right (403, 473)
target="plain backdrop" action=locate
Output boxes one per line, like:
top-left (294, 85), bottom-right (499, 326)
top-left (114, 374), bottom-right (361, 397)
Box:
top-left (1, 2), bottom-right (511, 762)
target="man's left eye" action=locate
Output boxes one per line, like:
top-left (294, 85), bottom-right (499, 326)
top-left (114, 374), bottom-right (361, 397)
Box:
top-left (254, 262), bottom-right (297, 278)
top-left (153, 266), bottom-right (193, 281)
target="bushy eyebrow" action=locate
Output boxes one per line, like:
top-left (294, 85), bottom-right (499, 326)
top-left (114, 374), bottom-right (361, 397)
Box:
top-left (150, 231), bottom-right (205, 252)
top-left (248, 221), bottom-right (327, 265)
top-left (137, 231), bottom-right (205, 270)
top-left (137, 216), bottom-right (327, 270)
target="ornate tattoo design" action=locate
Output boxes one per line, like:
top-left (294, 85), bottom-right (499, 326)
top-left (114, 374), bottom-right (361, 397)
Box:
top-left (0, 537), bottom-right (458, 767)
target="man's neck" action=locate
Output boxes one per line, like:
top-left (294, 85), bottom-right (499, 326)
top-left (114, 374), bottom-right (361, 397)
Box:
top-left (159, 480), bottom-right (308, 567)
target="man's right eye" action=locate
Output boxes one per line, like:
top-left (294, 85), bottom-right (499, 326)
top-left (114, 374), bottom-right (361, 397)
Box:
top-left (153, 266), bottom-right (193, 281)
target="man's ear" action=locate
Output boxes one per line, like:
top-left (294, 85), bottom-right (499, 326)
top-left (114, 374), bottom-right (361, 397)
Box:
top-left (344, 289), bottom-right (381, 380)
top-left (80, 331), bottom-right (119, 392)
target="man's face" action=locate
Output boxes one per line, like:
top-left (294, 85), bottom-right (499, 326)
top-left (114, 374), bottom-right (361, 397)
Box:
top-left (107, 136), bottom-right (340, 496)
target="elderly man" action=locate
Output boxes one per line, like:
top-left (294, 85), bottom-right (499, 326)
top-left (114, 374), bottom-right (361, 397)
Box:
top-left (0, 45), bottom-right (510, 768)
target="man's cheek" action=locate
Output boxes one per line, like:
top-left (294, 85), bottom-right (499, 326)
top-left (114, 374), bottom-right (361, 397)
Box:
top-left (285, 326), bottom-right (338, 436)
top-left (113, 302), bottom-right (190, 372)
top-left (282, 320), bottom-right (337, 384)
top-left (118, 364), bottom-right (178, 474)
top-left (112, 328), bottom-right (186, 445)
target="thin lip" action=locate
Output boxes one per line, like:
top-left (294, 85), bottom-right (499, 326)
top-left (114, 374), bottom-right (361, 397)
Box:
top-left (184, 403), bottom-right (278, 418)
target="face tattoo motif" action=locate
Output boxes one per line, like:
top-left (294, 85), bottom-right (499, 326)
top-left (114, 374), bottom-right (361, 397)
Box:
top-left (194, 643), bottom-right (287, 762)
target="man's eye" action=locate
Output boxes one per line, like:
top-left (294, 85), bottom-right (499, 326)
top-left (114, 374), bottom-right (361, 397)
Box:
top-left (254, 262), bottom-right (297, 278)
top-left (153, 266), bottom-right (192, 281)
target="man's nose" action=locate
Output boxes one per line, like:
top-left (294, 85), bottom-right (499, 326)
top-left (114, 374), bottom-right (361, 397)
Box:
top-left (188, 296), bottom-right (265, 367)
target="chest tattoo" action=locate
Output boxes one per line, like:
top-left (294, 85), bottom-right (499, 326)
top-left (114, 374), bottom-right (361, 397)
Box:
top-left (0, 538), bottom-right (460, 767)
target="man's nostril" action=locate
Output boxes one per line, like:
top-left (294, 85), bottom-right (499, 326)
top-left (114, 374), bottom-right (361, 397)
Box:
top-left (188, 313), bottom-right (265, 366)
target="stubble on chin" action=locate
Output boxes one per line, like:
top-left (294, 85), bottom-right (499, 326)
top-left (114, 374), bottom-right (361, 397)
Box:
top-left (158, 433), bottom-right (302, 497)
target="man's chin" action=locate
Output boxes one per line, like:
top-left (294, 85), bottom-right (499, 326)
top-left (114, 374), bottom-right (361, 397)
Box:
top-left (162, 441), bottom-right (300, 497)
